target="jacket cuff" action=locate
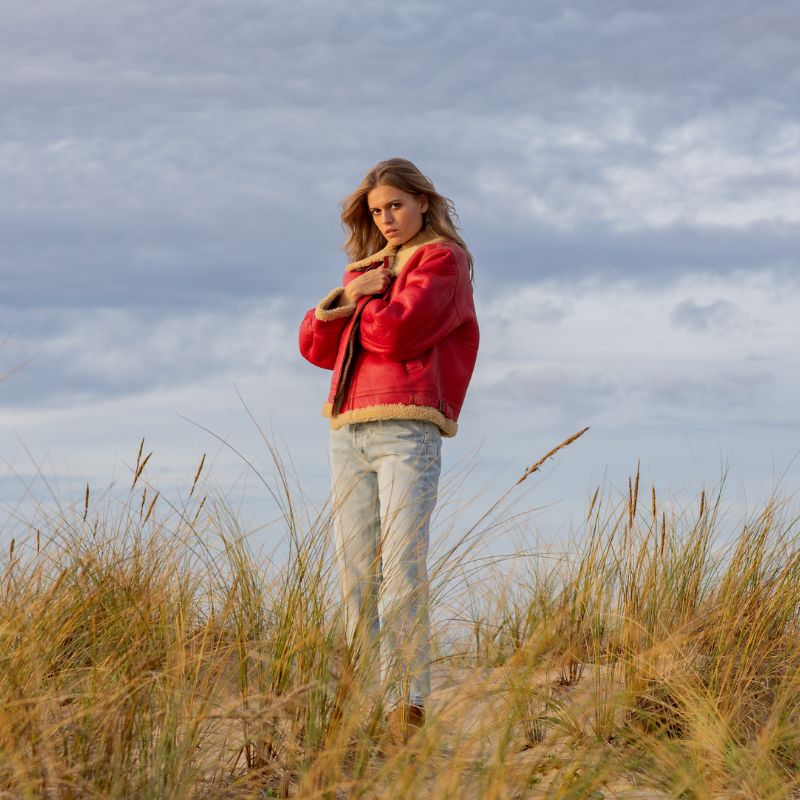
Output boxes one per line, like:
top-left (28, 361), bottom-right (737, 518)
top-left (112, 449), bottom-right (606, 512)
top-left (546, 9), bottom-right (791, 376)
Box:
top-left (315, 288), bottom-right (356, 322)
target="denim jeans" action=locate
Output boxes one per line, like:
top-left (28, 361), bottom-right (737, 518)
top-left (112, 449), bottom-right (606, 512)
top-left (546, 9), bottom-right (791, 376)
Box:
top-left (329, 419), bottom-right (442, 707)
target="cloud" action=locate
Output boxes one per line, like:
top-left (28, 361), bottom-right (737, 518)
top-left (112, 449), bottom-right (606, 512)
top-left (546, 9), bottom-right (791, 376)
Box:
top-left (670, 299), bottom-right (747, 332)
top-left (472, 271), bottom-right (798, 429)
top-left (476, 362), bottom-right (775, 430)
top-left (480, 367), bottom-right (621, 419)
top-left (0, 301), bottom-right (294, 408)
top-left (640, 368), bottom-right (773, 418)
top-left (470, 221), bottom-right (800, 294)
top-left (1, 0), bottom-right (798, 315)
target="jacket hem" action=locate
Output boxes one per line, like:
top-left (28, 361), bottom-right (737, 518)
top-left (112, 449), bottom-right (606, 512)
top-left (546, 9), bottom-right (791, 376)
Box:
top-left (322, 401), bottom-right (458, 437)
top-left (315, 288), bottom-right (356, 321)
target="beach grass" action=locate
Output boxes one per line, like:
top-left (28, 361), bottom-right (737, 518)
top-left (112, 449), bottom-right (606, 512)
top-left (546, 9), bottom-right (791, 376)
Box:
top-left (2, 437), bottom-right (800, 799)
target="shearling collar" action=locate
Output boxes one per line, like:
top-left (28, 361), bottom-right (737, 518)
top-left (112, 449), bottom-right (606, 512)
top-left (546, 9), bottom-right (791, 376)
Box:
top-left (345, 228), bottom-right (446, 275)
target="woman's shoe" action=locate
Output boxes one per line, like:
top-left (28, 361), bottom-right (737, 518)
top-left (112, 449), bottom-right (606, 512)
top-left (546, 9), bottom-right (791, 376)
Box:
top-left (387, 703), bottom-right (425, 745)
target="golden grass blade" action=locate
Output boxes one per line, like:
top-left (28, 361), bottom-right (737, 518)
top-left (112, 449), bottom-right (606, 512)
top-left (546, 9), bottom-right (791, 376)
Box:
top-left (143, 491), bottom-right (159, 524)
top-left (132, 449), bottom-right (152, 490)
top-left (515, 426), bottom-right (590, 485)
top-left (190, 453), bottom-right (206, 497)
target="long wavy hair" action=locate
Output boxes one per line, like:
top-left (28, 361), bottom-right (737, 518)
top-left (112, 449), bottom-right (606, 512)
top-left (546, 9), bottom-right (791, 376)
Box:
top-left (340, 158), bottom-right (474, 279)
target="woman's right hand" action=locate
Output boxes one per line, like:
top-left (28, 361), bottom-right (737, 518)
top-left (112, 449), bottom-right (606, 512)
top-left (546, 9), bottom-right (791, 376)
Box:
top-left (343, 267), bottom-right (392, 304)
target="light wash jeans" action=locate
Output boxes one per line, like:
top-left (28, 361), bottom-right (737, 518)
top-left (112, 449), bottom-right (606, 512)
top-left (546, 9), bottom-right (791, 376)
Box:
top-left (329, 419), bottom-right (442, 708)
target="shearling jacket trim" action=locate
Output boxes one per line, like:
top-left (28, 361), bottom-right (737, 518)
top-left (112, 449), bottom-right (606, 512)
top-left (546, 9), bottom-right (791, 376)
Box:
top-left (345, 229), bottom-right (446, 276)
top-left (322, 401), bottom-right (458, 437)
top-left (315, 287), bottom-right (356, 322)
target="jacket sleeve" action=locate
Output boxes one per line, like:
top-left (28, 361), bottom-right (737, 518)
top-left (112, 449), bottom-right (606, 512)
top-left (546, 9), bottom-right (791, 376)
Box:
top-left (358, 246), bottom-right (464, 361)
top-left (298, 285), bottom-right (356, 370)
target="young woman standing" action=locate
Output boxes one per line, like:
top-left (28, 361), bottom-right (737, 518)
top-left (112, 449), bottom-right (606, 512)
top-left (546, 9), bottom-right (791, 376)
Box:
top-left (299, 158), bottom-right (479, 739)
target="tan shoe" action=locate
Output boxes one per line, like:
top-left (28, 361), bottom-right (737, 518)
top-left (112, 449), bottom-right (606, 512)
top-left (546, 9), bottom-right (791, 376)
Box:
top-left (387, 703), bottom-right (425, 745)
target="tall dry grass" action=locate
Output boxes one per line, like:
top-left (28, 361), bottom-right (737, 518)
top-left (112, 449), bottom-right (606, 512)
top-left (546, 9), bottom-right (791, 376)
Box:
top-left (1, 435), bottom-right (800, 799)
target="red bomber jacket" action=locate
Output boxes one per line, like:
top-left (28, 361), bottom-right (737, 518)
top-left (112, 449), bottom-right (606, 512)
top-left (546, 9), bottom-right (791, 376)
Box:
top-left (298, 228), bottom-right (479, 437)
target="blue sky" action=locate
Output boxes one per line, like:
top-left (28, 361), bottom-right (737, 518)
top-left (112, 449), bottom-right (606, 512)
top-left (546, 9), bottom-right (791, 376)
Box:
top-left (2, 1), bottom-right (798, 548)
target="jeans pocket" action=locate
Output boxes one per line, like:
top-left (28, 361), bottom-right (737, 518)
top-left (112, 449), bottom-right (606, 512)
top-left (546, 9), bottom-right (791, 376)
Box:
top-left (377, 419), bottom-right (437, 448)
top-left (415, 420), bottom-right (441, 446)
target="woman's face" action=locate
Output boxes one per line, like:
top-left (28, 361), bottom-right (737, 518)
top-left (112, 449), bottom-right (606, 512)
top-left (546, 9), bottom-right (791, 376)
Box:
top-left (366, 184), bottom-right (428, 246)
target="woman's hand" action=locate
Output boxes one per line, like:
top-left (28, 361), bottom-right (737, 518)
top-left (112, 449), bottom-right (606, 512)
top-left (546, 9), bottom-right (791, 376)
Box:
top-left (342, 267), bottom-right (392, 305)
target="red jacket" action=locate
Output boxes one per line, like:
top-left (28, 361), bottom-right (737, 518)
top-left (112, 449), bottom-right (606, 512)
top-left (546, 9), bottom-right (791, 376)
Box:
top-left (299, 229), bottom-right (479, 437)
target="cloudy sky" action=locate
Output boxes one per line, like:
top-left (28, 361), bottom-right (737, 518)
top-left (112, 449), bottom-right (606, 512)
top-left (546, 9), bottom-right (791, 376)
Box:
top-left (1, 1), bottom-right (798, 549)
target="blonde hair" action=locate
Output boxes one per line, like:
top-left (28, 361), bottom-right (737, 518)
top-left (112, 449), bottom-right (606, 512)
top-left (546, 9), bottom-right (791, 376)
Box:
top-left (340, 158), bottom-right (474, 279)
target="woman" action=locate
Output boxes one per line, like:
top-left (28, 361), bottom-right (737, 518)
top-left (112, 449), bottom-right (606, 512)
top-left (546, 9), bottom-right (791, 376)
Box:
top-left (299, 158), bottom-right (479, 738)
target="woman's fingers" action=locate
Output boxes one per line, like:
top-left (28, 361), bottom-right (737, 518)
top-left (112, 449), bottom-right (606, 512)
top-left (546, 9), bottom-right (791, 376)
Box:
top-left (347, 267), bottom-right (392, 299)
top-left (366, 268), bottom-right (391, 293)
